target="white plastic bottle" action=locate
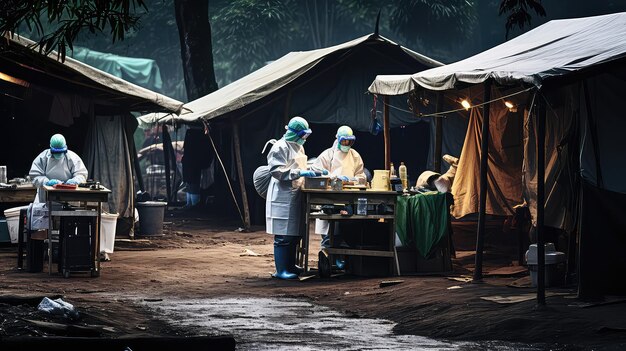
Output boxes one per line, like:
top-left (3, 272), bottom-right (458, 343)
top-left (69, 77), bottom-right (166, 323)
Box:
top-left (399, 162), bottom-right (408, 190)
top-left (389, 162), bottom-right (396, 178)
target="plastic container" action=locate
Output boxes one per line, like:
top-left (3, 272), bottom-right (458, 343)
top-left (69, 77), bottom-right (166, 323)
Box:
top-left (4, 206), bottom-right (29, 244)
top-left (136, 201), bottom-right (167, 236)
top-left (389, 163), bottom-right (396, 178)
top-left (398, 162), bottom-right (408, 190)
top-left (100, 212), bottom-right (118, 253)
top-left (357, 198), bottom-right (367, 215)
top-left (526, 243), bottom-right (566, 287)
top-left (0, 165), bottom-right (6, 183)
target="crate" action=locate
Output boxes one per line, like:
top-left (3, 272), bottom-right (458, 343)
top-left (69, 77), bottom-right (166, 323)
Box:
top-left (304, 177), bottom-right (329, 190)
top-left (396, 237), bottom-right (452, 275)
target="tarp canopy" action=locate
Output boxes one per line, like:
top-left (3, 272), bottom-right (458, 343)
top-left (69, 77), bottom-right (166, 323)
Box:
top-left (70, 46), bottom-right (164, 93)
top-left (139, 34), bottom-right (441, 127)
top-left (1, 34), bottom-right (183, 113)
top-left (369, 12), bottom-right (626, 94)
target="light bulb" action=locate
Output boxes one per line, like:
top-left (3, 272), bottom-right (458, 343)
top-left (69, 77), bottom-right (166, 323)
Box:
top-left (460, 99), bottom-right (471, 110)
top-left (504, 101), bottom-right (514, 109)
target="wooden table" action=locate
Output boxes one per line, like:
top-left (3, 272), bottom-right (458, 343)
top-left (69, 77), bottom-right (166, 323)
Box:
top-left (44, 185), bottom-right (111, 277)
top-left (301, 189), bottom-right (400, 277)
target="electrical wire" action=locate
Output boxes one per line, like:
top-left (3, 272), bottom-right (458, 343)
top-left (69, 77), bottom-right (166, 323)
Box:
top-left (378, 86), bottom-right (536, 118)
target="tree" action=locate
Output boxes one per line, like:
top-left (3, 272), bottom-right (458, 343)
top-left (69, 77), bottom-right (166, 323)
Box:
top-left (0, 0), bottom-right (147, 61)
top-left (174, 0), bottom-right (218, 100)
top-left (498, 0), bottom-right (546, 39)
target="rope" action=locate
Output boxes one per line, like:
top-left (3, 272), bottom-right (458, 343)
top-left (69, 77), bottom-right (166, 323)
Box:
top-left (202, 121), bottom-right (245, 225)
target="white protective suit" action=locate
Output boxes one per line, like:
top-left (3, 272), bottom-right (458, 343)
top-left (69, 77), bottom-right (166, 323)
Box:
top-left (265, 138), bottom-right (307, 236)
top-left (29, 149), bottom-right (88, 203)
top-left (311, 140), bottom-right (366, 234)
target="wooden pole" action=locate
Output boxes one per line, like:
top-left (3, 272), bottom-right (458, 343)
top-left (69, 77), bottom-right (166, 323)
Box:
top-left (473, 80), bottom-right (491, 283)
top-left (161, 124), bottom-right (172, 203)
top-left (232, 122), bottom-right (251, 230)
top-left (383, 95), bottom-right (391, 170)
top-left (536, 95), bottom-right (546, 305)
top-left (434, 92), bottom-right (444, 173)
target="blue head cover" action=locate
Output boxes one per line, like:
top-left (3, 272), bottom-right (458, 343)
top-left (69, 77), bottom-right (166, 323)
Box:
top-left (284, 116), bottom-right (311, 145)
top-left (50, 134), bottom-right (67, 159)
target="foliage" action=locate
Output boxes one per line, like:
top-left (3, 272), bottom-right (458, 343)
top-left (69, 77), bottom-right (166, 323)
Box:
top-left (0, 0), bottom-right (147, 61)
top-left (212, 0), bottom-right (299, 84)
top-left (389, 0), bottom-right (476, 46)
top-left (498, 0), bottom-right (546, 39)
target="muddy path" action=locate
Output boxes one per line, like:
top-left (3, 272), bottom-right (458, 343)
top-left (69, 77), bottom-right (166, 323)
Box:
top-left (1, 214), bottom-right (625, 350)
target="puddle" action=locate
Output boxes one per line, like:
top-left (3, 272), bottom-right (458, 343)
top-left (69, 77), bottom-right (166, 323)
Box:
top-left (143, 297), bottom-right (558, 350)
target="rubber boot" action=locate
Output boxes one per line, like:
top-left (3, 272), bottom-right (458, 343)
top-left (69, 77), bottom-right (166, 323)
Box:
top-left (189, 193), bottom-right (200, 206)
top-left (272, 241), bottom-right (298, 280)
top-left (335, 257), bottom-right (345, 270)
top-left (287, 239), bottom-right (304, 275)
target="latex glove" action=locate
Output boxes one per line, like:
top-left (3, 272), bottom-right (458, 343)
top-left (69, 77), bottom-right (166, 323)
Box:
top-left (299, 170), bottom-right (316, 178)
top-left (45, 179), bottom-right (62, 186)
top-left (321, 169), bottom-right (329, 175)
top-left (338, 175), bottom-right (350, 182)
top-left (65, 179), bottom-right (79, 185)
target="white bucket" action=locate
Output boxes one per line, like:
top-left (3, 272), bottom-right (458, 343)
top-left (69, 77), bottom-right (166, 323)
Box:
top-left (4, 206), bottom-right (29, 244)
top-left (100, 212), bottom-right (118, 254)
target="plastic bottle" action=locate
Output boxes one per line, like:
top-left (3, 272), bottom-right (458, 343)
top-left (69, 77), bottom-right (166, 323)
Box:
top-left (389, 162), bottom-right (396, 178)
top-left (399, 162), bottom-right (408, 190)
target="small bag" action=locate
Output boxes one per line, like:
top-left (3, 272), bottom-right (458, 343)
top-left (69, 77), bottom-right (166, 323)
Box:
top-left (252, 139), bottom-right (277, 199)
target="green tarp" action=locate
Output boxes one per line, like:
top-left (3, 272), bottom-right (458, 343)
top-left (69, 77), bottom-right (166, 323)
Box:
top-left (396, 192), bottom-right (449, 257)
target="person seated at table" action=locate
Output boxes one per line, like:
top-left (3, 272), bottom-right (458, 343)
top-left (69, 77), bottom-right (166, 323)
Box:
top-left (29, 133), bottom-right (88, 203)
top-left (311, 125), bottom-right (366, 268)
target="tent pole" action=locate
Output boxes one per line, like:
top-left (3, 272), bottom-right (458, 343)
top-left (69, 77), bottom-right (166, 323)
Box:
top-left (383, 95), bottom-right (391, 169)
top-left (434, 92), bottom-right (444, 173)
top-left (232, 122), bottom-right (251, 230)
top-left (536, 94), bottom-right (546, 305)
top-left (162, 124), bottom-right (172, 204)
top-left (473, 80), bottom-right (491, 283)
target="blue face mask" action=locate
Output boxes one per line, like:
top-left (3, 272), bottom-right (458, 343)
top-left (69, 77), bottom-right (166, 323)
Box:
top-left (296, 138), bottom-right (306, 146)
top-left (52, 153), bottom-right (65, 160)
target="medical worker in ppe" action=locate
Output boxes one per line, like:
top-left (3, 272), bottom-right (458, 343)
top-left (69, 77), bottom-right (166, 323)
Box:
top-left (29, 134), bottom-right (88, 203)
top-left (311, 126), bottom-right (366, 265)
top-left (266, 116), bottom-right (321, 279)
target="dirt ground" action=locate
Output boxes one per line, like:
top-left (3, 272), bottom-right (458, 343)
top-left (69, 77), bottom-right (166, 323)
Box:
top-left (1, 211), bottom-right (626, 350)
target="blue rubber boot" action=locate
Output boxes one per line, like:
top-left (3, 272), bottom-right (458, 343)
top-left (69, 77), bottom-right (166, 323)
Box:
top-left (335, 257), bottom-right (345, 270)
top-left (189, 193), bottom-right (200, 206)
top-left (272, 235), bottom-right (298, 280)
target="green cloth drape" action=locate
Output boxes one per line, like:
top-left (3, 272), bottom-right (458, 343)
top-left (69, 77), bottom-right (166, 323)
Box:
top-left (396, 191), bottom-right (449, 257)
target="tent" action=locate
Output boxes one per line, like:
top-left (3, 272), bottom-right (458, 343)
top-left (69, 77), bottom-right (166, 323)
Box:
top-left (369, 12), bottom-right (626, 298)
top-left (139, 33), bottom-right (446, 227)
top-left (0, 34), bottom-right (183, 234)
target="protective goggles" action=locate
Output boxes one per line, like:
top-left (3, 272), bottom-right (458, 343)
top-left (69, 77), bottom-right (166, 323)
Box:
top-left (50, 146), bottom-right (68, 154)
top-left (288, 127), bottom-right (312, 140)
top-left (338, 135), bottom-right (356, 147)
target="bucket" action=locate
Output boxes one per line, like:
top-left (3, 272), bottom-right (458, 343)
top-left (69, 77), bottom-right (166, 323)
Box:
top-left (526, 243), bottom-right (566, 287)
top-left (371, 170), bottom-right (390, 191)
top-left (136, 201), bottom-right (167, 236)
top-left (100, 212), bottom-right (118, 253)
top-left (4, 206), bottom-right (28, 244)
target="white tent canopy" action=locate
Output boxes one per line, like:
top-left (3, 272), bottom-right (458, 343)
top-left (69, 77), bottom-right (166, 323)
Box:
top-left (369, 12), bottom-right (626, 95)
top-left (139, 34), bottom-right (441, 125)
